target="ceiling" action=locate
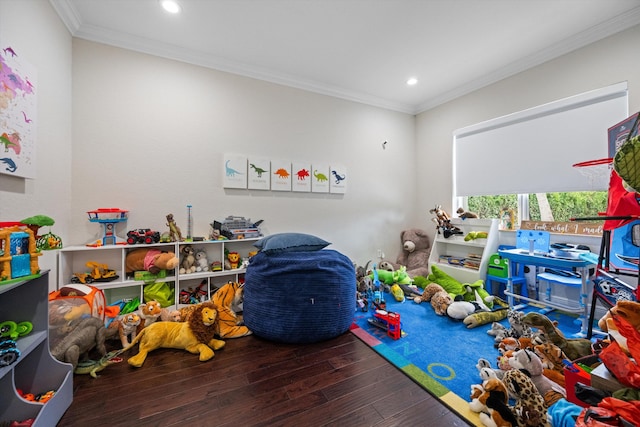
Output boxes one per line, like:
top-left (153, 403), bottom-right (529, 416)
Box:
top-left (50, 0), bottom-right (640, 114)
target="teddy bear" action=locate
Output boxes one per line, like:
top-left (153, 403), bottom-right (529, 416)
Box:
top-left (125, 248), bottom-right (179, 274)
top-left (194, 249), bottom-right (210, 272)
top-left (388, 228), bottom-right (431, 279)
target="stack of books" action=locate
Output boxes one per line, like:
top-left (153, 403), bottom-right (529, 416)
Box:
top-left (463, 254), bottom-right (482, 270)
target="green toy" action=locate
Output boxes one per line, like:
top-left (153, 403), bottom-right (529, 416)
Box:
top-left (370, 266), bottom-right (412, 286)
top-left (412, 275), bottom-right (429, 289)
top-left (427, 265), bottom-right (494, 308)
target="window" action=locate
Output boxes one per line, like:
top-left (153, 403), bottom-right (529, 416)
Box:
top-left (466, 191), bottom-right (608, 228)
top-left (453, 83), bottom-right (627, 226)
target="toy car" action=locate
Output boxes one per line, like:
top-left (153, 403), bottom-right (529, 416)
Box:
top-left (126, 229), bottom-right (161, 245)
top-left (0, 338), bottom-right (20, 366)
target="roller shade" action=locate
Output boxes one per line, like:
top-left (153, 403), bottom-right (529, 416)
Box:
top-left (453, 82), bottom-right (628, 197)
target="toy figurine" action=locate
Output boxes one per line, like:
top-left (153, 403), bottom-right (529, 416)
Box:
top-left (227, 251), bottom-right (240, 269)
top-left (166, 213), bottom-right (183, 242)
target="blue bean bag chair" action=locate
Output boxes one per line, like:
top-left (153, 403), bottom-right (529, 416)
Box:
top-left (243, 235), bottom-right (355, 344)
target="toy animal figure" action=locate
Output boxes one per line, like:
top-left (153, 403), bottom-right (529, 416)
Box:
top-left (74, 349), bottom-right (123, 378)
top-left (122, 302), bottom-right (226, 367)
top-left (508, 348), bottom-right (565, 407)
top-left (502, 369), bottom-right (550, 427)
top-left (415, 283), bottom-right (453, 316)
top-left (136, 300), bottom-right (163, 334)
top-left (533, 343), bottom-right (566, 389)
top-left (194, 249), bottom-right (210, 272)
top-left (429, 205), bottom-right (462, 237)
top-left (180, 245), bottom-right (196, 274)
top-left (227, 251), bottom-right (240, 269)
top-left (469, 377), bottom-right (516, 427)
top-left (50, 316), bottom-right (107, 371)
top-left (212, 281), bottom-right (252, 338)
top-left (457, 207), bottom-right (479, 219)
top-left (522, 312), bottom-right (593, 360)
top-left (166, 213), bottom-right (183, 242)
top-left (488, 310), bottom-right (533, 344)
top-left (106, 313), bottom-right (141, 348)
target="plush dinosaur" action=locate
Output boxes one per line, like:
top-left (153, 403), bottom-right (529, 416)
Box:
top-left (427, 265), bottom-right (494, 308)
top-left (522, 312), bottom-right (593, 360)
top-left (50, 316), bottom-right (107, 370)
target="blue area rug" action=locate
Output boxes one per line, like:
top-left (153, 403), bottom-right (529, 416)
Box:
top-left (350, 295), bottom-right (586, 425)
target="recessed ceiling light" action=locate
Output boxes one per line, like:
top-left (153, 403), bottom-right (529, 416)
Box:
top-left (406, 77), bottom-right (418, 86)
top-left (160, 0), bottom-right (181, 14)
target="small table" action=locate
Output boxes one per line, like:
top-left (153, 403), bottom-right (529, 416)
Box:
top-left (498, 248), bottom-right (595, 337)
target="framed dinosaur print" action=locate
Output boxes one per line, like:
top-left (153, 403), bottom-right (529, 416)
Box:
top-left (292, 162), bottom-right (311, 192)
top-left (223, 154), bottom-right (247, 189)
top-left (270, 159), bottom-right (291, 191)
top-left (330, 164), bottom-right (347, 194)
top-left (247, 157), bottom-right (270, 190)
top-left (311, 163), bottom-right (330, 193)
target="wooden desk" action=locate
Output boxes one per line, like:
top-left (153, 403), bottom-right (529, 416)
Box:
top-left (498, 248), bottom-right (595, 337)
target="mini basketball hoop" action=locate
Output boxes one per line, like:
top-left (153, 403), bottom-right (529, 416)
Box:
top-left (573, 157), bottom-right (612, 190)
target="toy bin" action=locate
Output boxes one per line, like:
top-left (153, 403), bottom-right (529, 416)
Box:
top-left (563, 354), bottom-right (600, 408)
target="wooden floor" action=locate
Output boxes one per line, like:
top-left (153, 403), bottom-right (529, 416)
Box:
top-left (57, 331), bottom-right (471, 427)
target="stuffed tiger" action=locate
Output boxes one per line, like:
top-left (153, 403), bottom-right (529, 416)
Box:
top-left (106, 313), bottom-right (141, 348)
top-left (211, 281), bottom-right (252, 339)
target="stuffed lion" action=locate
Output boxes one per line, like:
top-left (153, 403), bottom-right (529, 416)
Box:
top-left (122, 301), bottom-right (225, 367)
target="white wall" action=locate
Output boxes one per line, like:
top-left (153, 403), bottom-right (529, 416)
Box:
top-left (0, 0), bottom-right (73, 288)
top-left (4, 1), bottom-right (640, 270)
top-left (416, 24), bottom-right (640, 245)
top-left (71, 39), bottom-right (418, 263)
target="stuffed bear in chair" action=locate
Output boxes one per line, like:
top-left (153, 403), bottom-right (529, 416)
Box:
top-left (125, 248), bottom-right (179, 274)
top-left (389, 228), bottom-right (431, 279)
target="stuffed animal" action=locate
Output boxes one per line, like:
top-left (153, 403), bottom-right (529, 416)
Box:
top-left (194, 249), bottom-right (210, 272)
top-left (469, 377), bottom-right (516, 427)
top-left (522, 312), bottom-right (593, 360)
top-left (227, 251), bottom-right (240, 269)
top-left (106, 312), bottom-right (141, 348)
top-left (533, 342), bottom-right (567, 388)
top-left (457, 207), bottom-right (479, 219)
top-left (502, 369), bottom-right (551, 427)
top-left (371, 266), bottom-right (412, 286)
top-left (416, 283), bottom-right (453, 315)
top-left (136, 300), bottom-right (163, 334)
top-left (179, 245), bottom-right (196, 274)
top-left (122, 301), bottom-right (226, 367)
top-left (159, 307), bottom-right (182, 322)
top-left (427, 265), bottom-right (494, 309)
top-left (487, 309), bottom-right (533, 343)
top-left (597, 300), bottom-right (640, 354)
top-left (463, 308), bottom-right (509, 328)
top-left (508, 348), bottom-right (565, 407)
top-left (211, 281), bottom-right (252, 338)
top-left (388, 229), bottom-right (431, 279)
top-left (50, 316), bottom-right (107, 370)
top-left (125, 248), bottom-right (179, 274)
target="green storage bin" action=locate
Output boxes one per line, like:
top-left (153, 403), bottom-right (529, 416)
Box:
top-left (487, 253), bottom-right (509, 278)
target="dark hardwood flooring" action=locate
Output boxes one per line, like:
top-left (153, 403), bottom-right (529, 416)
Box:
top-left (57, 331), bottom-right (472, 427)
